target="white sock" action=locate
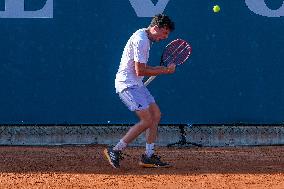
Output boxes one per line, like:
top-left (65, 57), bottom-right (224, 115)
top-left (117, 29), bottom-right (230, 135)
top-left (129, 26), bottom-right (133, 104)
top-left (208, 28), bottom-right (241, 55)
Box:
top-left (113, 139), bottom-right (127, 151)
top-left (145, 143), bottom-right (155, 158)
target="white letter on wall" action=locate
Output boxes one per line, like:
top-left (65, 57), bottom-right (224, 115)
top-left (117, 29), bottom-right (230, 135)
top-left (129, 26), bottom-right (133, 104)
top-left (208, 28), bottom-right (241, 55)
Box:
top-left (245, 0), bottom-right (284, 17)
top-left (129, 0), bottom-right (170, 17)
top-left (0, 0), bottom-right (53, 18)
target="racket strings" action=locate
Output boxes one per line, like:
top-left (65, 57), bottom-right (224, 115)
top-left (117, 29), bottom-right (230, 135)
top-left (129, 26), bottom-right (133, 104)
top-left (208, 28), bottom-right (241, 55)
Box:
top-left (173, 46), bottom-right (191, 65)
top-left (163, 42), bottom-right (186, 64)
top-left (163, 44), bottom-right (191, 65)
top-left (163, 41), bottom-right (187, 61)
top-left (164, 42), bottom-right (185, 56)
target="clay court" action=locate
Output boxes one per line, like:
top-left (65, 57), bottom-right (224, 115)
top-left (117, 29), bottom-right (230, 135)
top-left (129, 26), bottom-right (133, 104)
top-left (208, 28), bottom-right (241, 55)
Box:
top-left (0, 145), bottom-right (283, 188)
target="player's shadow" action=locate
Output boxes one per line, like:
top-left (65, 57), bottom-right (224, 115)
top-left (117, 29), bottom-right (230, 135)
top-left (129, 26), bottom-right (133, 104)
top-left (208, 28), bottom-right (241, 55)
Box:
top-left (0, 145), bottom-right (283, 175)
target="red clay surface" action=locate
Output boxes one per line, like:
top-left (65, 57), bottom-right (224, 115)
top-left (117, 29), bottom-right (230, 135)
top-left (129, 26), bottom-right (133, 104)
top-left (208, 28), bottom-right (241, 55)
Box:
top-left (0, 145), bottom-right (283, 188)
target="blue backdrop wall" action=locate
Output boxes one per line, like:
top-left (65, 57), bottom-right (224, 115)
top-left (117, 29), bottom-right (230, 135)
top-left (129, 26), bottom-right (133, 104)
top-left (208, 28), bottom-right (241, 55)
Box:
top-left (0, 0), bottom-right (284, 124)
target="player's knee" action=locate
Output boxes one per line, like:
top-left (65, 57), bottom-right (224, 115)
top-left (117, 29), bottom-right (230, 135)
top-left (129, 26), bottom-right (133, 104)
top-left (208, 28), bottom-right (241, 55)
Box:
top-left (153, 111), bottom-right (161, 125)
top-left (138, 109), bottom-right (160, 129)
top-left (146, 113), bottom-right (160, 130)
top-left (150, 108), bottom-right (161, 124)
top-left (140, 115), bottom-right (154, 129)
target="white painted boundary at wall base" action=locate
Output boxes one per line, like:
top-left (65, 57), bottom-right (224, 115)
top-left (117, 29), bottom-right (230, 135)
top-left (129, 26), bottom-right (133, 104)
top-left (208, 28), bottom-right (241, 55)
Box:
top-left (0, 124), bottom-right (283, 147)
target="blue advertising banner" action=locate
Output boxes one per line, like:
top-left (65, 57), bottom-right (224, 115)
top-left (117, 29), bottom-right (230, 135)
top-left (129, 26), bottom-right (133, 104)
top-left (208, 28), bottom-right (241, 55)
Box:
top-left (0, 0), bottom-right (284, 124)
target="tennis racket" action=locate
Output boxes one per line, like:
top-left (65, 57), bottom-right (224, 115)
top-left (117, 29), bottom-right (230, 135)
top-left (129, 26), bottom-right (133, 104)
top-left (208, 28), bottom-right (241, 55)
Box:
top-left (144, 39), bottom-right (192, 86)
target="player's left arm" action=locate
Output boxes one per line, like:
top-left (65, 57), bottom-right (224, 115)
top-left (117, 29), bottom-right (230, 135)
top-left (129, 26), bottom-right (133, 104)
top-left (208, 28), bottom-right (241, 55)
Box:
top-left (134, 61), bottom-right (175, 76)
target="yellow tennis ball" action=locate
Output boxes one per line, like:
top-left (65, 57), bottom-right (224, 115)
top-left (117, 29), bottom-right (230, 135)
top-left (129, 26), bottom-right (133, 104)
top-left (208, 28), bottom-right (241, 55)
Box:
top-left (213, 5), bottom-right (220, 13)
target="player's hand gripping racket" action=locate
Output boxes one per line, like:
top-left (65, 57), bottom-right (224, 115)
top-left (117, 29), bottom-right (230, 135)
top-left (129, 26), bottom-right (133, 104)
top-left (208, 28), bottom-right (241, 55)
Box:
top-left (144, 39), bottom-right (192, 86)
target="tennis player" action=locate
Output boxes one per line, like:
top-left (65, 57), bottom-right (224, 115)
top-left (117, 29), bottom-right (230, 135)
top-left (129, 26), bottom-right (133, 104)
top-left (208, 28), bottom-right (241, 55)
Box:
top-left (104, 14), bottom-right (175, 168)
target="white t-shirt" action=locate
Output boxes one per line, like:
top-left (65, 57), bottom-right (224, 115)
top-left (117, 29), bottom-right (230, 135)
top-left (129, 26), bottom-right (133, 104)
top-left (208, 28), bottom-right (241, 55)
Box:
top-left (115, 28), bottom-right (151, 93)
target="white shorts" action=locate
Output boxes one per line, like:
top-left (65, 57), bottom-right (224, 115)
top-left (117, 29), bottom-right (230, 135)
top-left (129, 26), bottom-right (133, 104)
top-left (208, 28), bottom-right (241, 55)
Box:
top-left (118, 85), bottom-right (155, 111)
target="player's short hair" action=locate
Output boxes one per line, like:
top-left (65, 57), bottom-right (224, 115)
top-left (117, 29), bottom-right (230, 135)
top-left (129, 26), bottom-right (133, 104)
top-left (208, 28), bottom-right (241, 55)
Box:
top-left (150, 14), bottom-right (175, 31)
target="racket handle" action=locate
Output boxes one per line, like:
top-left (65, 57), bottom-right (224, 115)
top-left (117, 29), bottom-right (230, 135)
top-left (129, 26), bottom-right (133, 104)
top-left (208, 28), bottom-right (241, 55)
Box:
top-left (144, 76), bottom-right (156, 86)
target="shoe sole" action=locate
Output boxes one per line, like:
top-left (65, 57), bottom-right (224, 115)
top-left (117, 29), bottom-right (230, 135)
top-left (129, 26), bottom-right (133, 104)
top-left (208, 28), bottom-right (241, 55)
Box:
top-left (139, 161), bottom-right (172, 168)
top-left (103, 148), bottom-right (119, 169)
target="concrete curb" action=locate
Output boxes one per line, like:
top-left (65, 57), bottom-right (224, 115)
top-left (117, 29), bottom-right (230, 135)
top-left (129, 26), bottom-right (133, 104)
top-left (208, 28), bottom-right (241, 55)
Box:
top-left (0, 124), bottom-right (283, 147)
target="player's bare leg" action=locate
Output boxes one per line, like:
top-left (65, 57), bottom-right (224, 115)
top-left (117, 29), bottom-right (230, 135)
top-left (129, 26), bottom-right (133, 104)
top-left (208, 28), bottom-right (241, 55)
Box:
top-left (104, 107), bottom-right (154, 168)
top-left (122, 107), bottom-right (154, 144)
top-left (140, 103), bottom-right (171, 168)
top-left (145, 103), bottom-right (161, 144)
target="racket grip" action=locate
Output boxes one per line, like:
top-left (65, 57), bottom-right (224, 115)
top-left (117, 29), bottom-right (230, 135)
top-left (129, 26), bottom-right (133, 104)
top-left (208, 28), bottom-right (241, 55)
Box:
top-left (144, 76), bottom-right (156, 86)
